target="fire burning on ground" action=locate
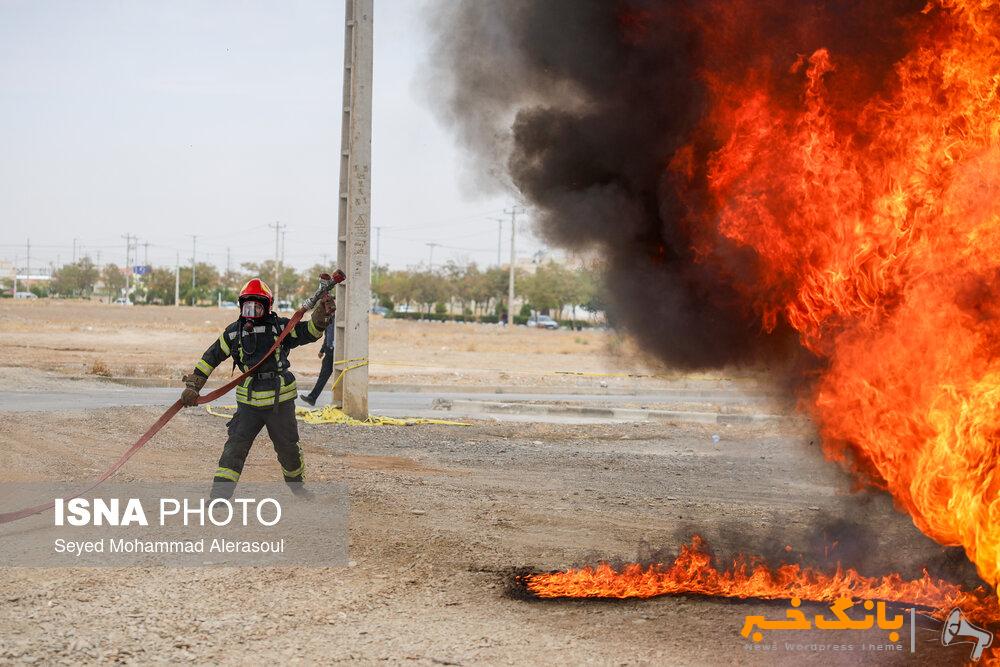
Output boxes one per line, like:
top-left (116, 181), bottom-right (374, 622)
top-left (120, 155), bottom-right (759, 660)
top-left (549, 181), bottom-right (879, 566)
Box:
top-left (436, 0), bottom-right (1000, 604)
top-left (519, 537), bottom-right (999, 627)
top-left (674, 0), bottom-right (1000, 590)
top-left (434, 0), bottom-right (1000, 658)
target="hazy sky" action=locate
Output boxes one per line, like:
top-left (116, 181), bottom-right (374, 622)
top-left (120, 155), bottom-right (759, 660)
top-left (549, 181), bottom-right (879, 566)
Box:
top-left (0, 0), bottom-right (545, 273)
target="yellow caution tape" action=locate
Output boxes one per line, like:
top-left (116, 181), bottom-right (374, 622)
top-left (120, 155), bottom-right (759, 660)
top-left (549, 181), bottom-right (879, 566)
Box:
top-left (332, 356), bottom-right (368, 366)
top-left (204, 403), bottom-right (468, 427)
top-left (204, 404), bottom-right (238, 419)
top-left (329, 358), bottom-right (369, 392)
top-left (297, 404), bottom-right (470, 427)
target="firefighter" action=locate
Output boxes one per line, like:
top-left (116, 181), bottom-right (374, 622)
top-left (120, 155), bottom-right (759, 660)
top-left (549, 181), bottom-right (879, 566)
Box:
top-left (179, 278), bottom-right (334, 498)
top-left (298, 318), bottom-right (335, 406)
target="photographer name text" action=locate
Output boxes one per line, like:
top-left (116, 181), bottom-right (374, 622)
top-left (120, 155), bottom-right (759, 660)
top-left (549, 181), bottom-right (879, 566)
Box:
top-left (54, 537), bottom-right (285, 556)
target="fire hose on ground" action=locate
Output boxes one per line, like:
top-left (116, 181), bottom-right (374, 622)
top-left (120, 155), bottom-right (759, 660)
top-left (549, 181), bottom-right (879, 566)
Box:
top-left (0, 271), bottom-right (346, 525)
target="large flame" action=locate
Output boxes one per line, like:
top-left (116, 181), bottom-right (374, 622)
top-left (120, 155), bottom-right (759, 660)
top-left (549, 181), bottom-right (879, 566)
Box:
top-left (668, 0), bottom-right (1000, 586)
top-left (524, 537), bottom-right (1000, 626)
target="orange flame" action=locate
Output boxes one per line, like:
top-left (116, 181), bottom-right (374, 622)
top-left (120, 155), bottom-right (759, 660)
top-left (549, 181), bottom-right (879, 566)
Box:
top-left (524, 537), bottom-right (1000, 626)
top-left (669, 0), bottom-right (1000, 586)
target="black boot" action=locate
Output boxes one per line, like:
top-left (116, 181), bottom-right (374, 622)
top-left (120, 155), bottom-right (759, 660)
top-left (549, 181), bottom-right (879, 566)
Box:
top-left (286, 480), bottom-right (314, 500)
top-left (209, 480), bottom-right (236, 500)
top-left (299, 393), bottom-right (316, 406)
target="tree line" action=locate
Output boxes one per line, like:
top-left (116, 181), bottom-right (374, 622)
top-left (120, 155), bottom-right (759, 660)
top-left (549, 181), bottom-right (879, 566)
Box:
top-left (30, 256), bottom-right (606, 318)
top-left (37, 257), bottom-right (340, 306)
top-left (373, 261), bottom-right (604, 319)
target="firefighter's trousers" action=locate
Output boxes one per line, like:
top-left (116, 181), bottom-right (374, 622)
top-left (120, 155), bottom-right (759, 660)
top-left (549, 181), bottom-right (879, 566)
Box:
top-left (211, 399), bottom-right (304, 498)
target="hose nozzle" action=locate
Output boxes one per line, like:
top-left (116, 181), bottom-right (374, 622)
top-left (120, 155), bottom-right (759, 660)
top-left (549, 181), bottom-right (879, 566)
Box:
top-left (302, 269), bottom-right (346, 310)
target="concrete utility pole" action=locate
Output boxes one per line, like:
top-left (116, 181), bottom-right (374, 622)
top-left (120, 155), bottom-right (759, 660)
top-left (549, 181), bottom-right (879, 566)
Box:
top-left (269, 221), bottom-right (286, 304)
top-left (190, 235), bottom-right (197, 306)
top-left (121, 234), bottom-right (132, 300)
top-left (333, 0), bottom-right (373, 418)
top-left (493, 218), bottom-right (505, 267)
top-left (72, 238), bottom-right (78, 263)
top-left (504, 206), bottom-right (524, 326)
top-left (25, 239), bottom-right (30, 292)
top-left (280, 229), bottom-right (287, 301)
top-left (174, 252), bottom-right (180, 307)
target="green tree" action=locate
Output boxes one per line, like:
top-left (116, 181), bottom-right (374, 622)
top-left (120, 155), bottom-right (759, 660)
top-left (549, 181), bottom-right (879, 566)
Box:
top-left (175, 262), bottom-right (220, 305)
top-left (382, 270), bottom-right (416, 310)
top-left (219, 267), bottom-right (246, 303)
top-left (101, 264), bottom-right (127, 300)
top-left (484, 266), bottom-right (513, 316)
top-left (143, 266), bottom-right (179, 304)
top-left (50, 257), bottom-right (99, 297)
top-left (412, 271), bottom-right (448, 313)
top-left (520, 261), bottom-right (570, 315)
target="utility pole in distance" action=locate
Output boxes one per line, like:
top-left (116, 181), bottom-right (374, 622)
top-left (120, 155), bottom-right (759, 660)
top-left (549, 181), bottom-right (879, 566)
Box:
top-left (190, 235), bottom-right (197, 306)
top-left (333, 0), bottom-right (373, 419)
top-left (174, 251), bottom-right (180, 307)
top-left (121, 234), bottom-right (132, 300)
top-left (503, 206), bottom-right (524, 327)
top-left (492, 218), bottom-right (505, 267)
top-left (426, 242), bottom-right (439, 271)
top-left (269, 221), bottom-right (286, 305)
top-left (280, 229), bottom-right (287, 304)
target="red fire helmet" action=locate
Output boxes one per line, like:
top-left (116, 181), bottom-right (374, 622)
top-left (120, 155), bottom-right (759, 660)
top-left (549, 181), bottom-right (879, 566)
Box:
top-left (239, 278), bottom-right (273, 312)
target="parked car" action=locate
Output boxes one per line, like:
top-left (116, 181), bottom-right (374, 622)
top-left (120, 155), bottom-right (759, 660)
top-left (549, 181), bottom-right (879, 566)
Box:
top-left (275, 300), bottom-right (292, 311)
top-left (220, 301), bottom-right (238, 309)
top-left (526, 314), bottom-right (559, 330)
top-left (14, 291), bottom-right (37, 300)
top-left (371, 305), bottom-right (389, 316)
top-left (113, 297), bottom-right (133, 306)
top-left (395, 304), bottom-right (417, 314)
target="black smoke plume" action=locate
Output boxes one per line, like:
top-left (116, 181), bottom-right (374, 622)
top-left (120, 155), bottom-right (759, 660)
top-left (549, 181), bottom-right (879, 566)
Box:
top-left (426, 0), bottom-right (927, 369)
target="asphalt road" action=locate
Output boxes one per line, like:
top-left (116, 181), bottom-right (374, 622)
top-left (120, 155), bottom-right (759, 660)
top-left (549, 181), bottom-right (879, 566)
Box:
top-left (0, 384), bottom-right (784, 423)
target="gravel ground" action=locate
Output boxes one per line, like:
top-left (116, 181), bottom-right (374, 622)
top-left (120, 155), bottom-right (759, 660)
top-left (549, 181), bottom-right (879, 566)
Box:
top-left (0, 400), bottom-right (980, 665)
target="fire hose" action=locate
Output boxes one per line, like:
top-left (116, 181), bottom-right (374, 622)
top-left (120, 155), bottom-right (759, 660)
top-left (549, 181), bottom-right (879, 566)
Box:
top-left (0, 270), bottom-right (346, 525)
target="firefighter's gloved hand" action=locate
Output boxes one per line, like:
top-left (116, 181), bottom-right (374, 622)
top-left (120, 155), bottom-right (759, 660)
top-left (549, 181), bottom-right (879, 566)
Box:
top-left (311, 293), bottom-right (335, 329)
top-left (180, 373), bottom-right (207, 407)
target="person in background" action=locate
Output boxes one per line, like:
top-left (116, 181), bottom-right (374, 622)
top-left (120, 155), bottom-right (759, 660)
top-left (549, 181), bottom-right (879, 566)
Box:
top-left (299, 318), bottom-right (335, 406)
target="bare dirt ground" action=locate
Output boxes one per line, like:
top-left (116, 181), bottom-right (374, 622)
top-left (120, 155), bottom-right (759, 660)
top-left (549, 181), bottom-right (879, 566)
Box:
top-left (0, 300), bottom-right (769, 391)
top-left (0, 302), bottom-right (979, 665)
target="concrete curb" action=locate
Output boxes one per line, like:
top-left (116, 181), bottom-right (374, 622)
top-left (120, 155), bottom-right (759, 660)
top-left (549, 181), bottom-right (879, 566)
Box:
top-left (431, 398), bottom-right (797, 424)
